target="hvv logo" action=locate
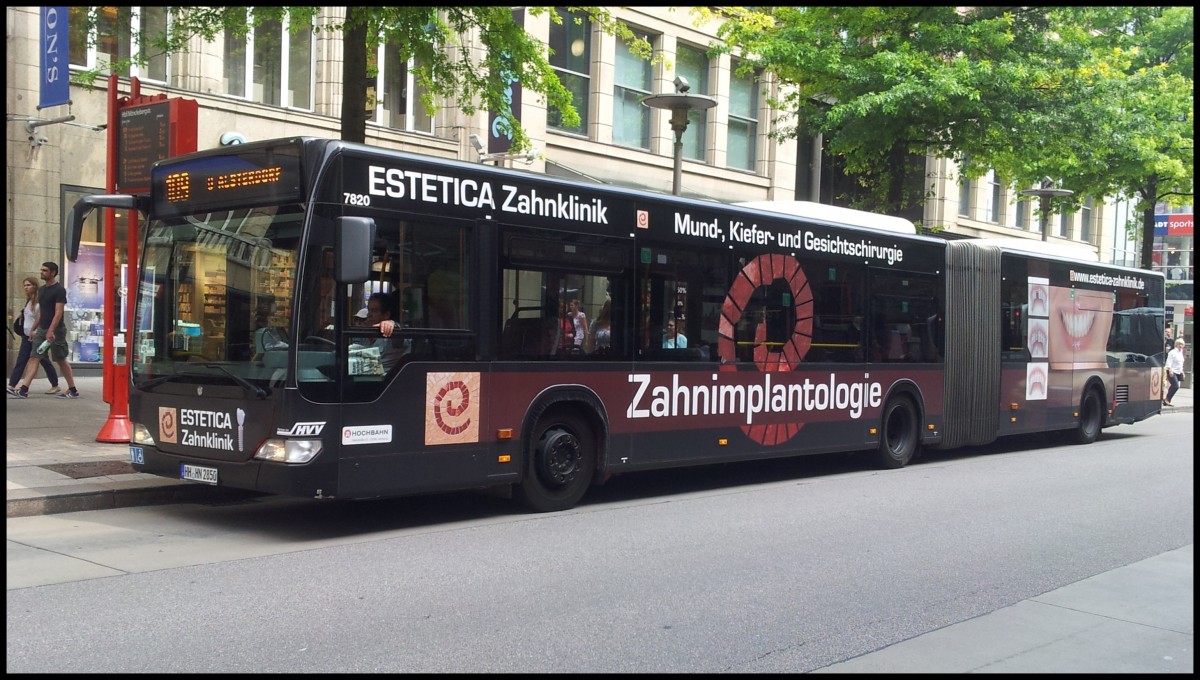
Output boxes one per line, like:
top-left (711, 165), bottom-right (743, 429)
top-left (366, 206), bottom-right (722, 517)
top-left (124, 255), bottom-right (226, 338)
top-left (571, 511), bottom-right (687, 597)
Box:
top-left (277, 422), bottom-right (327, 436)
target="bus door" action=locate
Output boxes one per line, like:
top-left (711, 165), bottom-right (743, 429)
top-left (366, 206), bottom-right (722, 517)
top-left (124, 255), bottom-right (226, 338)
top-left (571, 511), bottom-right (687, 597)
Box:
top-left (328, 209), bottom-right (482, 496)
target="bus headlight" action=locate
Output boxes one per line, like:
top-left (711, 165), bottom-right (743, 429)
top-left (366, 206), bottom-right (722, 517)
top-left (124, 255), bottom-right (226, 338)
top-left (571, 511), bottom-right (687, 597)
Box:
top-left (131, 422), bottom-right (156, 446)
top-left (254, 438), bottom-right (323, 464)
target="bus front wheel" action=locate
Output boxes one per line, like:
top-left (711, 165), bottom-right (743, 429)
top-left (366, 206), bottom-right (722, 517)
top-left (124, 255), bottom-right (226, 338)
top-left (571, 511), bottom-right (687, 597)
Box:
top-left (876, 396), bottom-right (919, 469)
top-left (515, 411), bottom-right (595, 512)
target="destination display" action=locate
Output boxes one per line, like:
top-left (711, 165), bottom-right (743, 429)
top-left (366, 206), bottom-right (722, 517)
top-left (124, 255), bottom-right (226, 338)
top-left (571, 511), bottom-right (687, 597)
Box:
top-left (151, 142), bottom-right (303, 217)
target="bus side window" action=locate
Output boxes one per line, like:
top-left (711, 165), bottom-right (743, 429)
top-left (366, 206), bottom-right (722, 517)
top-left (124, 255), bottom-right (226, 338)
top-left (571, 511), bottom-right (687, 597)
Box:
top-left (427, 267), bottom-right (465, 328)
top-left (869, 270), bottom-right (941, 363)
top-left (809, 266), bottom-right (865, 363)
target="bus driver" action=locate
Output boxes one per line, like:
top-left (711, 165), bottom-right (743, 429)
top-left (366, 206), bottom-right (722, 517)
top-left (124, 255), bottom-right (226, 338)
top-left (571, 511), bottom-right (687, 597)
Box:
top-left (368, 292), bottom-right (409, 371)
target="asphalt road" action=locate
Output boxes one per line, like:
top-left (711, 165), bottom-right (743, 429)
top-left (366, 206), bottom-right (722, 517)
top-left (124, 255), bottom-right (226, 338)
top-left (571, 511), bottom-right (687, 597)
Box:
top-left (6, 415), bottom-right (1193, 673)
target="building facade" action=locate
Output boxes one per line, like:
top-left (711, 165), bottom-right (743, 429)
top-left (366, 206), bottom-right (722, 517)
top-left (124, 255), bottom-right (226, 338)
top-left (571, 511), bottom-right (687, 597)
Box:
top-left (7, 6), bottom-right (1184, 374)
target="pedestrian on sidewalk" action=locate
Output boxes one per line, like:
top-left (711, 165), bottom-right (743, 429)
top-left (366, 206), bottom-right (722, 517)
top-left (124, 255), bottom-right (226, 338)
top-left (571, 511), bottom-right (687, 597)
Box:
top-left (12, 262), bottom-right (80, 399)
top-left (7, 276), bottom-right (62, 396)
top-left (1163, 337), bottom-right (1186, 407)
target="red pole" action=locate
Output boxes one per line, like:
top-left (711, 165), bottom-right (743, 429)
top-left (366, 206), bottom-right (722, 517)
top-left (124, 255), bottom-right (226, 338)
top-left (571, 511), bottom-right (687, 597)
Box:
top-left (97, 74), bottom-right (132, 442)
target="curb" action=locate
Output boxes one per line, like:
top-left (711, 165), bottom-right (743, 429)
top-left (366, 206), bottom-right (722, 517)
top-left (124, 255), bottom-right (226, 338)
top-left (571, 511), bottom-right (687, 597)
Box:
top-left (6, 481), bottom-right (263, 518)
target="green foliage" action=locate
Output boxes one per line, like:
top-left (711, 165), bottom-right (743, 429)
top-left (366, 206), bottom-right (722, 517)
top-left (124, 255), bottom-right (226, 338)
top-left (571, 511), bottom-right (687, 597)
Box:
top-left (712, 6), bottom-right (1193, 232)
top-left (68, 7), bottom-right (651, 151)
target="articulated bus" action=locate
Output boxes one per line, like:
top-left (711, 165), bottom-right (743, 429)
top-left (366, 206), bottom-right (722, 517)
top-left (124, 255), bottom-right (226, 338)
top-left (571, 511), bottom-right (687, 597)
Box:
top-left (66, 137), bottom-right (1166, 512)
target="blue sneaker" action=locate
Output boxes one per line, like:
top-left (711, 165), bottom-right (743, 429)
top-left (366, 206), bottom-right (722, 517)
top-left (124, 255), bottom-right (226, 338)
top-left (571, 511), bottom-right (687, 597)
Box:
top-left (13, 387), bottom-right (29, 399)
top-left (56, 389), bottom-right (80, 399)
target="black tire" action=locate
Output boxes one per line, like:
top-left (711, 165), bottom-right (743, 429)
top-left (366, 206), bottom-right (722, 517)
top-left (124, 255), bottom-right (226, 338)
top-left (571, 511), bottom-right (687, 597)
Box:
top-left (1074, 388), bottom-right (1104, 445)
top-left (876, 396), bottom-right (919, 469)
top-left (514, 410), bottom-right (595, 512)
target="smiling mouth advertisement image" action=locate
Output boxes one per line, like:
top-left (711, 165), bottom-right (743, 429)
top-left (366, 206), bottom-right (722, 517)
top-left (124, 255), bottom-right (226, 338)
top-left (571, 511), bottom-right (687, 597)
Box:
top-left (1048, 286), bottom-right (1114, 370)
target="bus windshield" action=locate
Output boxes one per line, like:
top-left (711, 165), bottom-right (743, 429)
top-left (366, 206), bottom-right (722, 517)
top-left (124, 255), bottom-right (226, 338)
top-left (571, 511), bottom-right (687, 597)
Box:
top-left (131, 206), bottom-right (304, 389)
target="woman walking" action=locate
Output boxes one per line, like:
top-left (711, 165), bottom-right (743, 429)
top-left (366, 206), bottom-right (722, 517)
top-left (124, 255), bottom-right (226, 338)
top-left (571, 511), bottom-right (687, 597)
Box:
top-left (8, 276), bottom-right (62, 395)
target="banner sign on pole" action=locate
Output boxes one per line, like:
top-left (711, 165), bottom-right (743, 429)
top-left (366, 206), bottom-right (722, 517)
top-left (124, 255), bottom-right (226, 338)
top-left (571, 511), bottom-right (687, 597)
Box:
top-left (38, 6), bottom-right (70, 110)
top-left (487, 9), bottom-right (524, 155)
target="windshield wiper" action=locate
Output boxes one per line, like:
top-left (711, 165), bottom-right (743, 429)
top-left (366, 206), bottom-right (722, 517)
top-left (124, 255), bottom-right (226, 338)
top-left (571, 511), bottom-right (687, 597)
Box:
top-left (202, 363), bottom-right (268, 399)
top-left (137, 373), bottom-right (187, 391)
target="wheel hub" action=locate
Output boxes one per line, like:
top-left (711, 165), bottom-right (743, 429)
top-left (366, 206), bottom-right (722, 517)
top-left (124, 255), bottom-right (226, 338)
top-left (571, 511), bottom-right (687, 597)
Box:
top-left (539, 429), bottom-right (580, 485)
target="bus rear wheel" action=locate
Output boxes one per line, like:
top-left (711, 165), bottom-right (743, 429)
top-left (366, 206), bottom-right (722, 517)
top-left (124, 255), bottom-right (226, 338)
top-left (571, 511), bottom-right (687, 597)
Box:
top-left (1074, 388), bottom-right (1104, 445)
top-left (514, 411), bottom-right (594, 512)
top-left (876, 396), bottom-right (919, 469)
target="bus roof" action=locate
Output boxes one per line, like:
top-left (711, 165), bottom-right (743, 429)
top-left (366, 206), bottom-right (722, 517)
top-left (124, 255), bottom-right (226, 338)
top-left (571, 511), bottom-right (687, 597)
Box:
top-left (967, 237), bottom-right (1101, 262)
top-left (733, 201), bottom-right (918, 235)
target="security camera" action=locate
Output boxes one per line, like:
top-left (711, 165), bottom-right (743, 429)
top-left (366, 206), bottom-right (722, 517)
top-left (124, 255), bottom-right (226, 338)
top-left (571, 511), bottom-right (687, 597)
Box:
top-left (469, 133), bottom-right (486, 153)
top-left (30, 134), bottom-right (49, 146)
top-left (673, 75), bottom-right (690, 93)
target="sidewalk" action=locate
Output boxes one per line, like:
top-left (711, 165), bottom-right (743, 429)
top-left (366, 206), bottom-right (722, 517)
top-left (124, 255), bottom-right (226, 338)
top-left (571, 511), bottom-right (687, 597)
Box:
top-left (6, 374), bottom-right (253, 517)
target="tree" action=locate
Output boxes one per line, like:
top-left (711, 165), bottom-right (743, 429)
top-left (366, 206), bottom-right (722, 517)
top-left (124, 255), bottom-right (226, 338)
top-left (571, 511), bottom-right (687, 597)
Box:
top-left (1047, 7), bottom-right (1193, 270)
top-left (709, 6), bottom-right (1193, 268)
top-left (70, 7), bottom-right (650, 151)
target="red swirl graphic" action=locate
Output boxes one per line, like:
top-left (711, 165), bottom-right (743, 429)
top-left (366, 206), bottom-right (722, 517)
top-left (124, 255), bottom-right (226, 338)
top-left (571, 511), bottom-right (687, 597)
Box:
top-left (718, 253), bottom-right (813, 445)
top-left (433, 380), bottom-right (472, 435)
top-left (160, 410), bottom-right (176, 440)
top-left (636, 210), bottom-right (650, 229)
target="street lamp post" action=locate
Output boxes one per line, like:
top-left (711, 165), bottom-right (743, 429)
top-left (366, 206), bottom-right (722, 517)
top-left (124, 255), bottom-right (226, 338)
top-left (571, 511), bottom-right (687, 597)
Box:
top-left (642, 76), bottom-right (717, 196)
top-left (1020, 177), bottom-right (1074, 241)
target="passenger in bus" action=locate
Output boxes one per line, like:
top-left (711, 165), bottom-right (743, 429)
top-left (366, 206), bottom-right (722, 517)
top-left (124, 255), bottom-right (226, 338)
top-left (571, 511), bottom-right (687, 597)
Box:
top-left (556, 299), bottom-right (576, 352)
top-left (568, 299), bottom-right (588, 349)
top-left (663, 319), bottom-right (687, 348)
top-left (369, 292), bottom-right (410, 371)
top-left (588, 300), bottom-right (612, 353)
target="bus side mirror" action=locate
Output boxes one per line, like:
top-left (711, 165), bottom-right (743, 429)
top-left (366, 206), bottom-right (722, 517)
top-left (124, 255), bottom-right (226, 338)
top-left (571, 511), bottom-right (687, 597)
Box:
top-left (64, 194), bottom-right (140, 262)
top-left (335, 216), bottom-right (375, 284)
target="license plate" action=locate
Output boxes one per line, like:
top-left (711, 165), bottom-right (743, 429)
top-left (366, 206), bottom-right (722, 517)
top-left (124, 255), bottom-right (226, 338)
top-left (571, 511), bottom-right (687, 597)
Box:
top-left (180, 464), bottom-right (218, 485)
top-left (129, 446), bottom-right (144, 465)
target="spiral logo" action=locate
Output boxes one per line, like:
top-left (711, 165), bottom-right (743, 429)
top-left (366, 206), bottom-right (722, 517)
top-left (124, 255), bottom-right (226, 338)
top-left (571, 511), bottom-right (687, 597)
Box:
top-left (425, 372), bottom-right (480, 445)
top-left (158, 407), bottom-right (178, 444)
top-left (636, 209), bottom-right (650, 229)
top-left (718, 253), bottom-right (813, 445)
top-left (433, 380), bottom-right (472, 435)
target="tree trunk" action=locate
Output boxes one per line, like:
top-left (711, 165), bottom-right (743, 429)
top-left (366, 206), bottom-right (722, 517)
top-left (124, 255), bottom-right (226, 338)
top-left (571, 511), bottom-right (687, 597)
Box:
top-left (339, 8), bottom-right (369, 144)
top-left (1138, 174), bottom-right (1158, 271)
top-left (885, 144), bottom-right (906, 212)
